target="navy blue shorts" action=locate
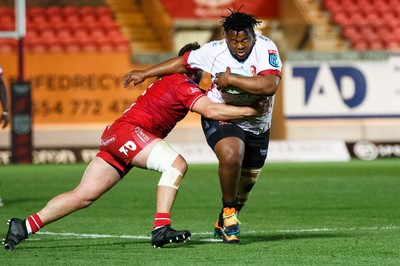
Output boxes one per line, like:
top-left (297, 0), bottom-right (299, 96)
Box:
top-left (201, 117), bottom-right (270, 168)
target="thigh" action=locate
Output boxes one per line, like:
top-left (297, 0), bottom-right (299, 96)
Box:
top-left (242, 129), bottom-right (270, 168)
top-left (74, 157), bottom-right (122, 198)
top-left (201, 117), bottom-right (245, 150)
top-left (98, 123), bottom-right (160, 176)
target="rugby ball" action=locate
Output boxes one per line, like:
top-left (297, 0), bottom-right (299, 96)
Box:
top-left (218, 68), bottom-right (252, 95)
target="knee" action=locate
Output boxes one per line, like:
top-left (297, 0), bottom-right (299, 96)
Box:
top-left (173, 154), bottom-right (188, 176)
top-left (157, 155), bottom-right (187, 190)
top-left (71, 190), bottom-right (98, 209)
top-left (218, 147), bottom-right (243, 168)
top-left (214, 139), bottom-right (244, 167)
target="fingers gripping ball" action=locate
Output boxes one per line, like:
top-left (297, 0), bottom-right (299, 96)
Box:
top-left (146, 141), bottom-right (184, 189)
top-left (218, 68), bottom-right (262, 106)
top-left (220, 68), bottom-right (253, 95)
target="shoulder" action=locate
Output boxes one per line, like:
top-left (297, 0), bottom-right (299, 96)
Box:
top-left (197, 39), bottom-right (227, 53)
top-left (166, 73), bottom-right (200, 87)
top-left (255, 34), bottom-right (278, 49)
top-left (256, 33), bottom-right (275, 43)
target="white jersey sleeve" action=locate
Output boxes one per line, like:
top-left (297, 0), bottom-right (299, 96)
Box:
top-left (186, 40), bottom-right (228, 76)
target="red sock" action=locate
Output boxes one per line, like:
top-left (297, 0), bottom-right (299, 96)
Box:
top-left (153, 212), bottom-right (171, 229)
top-left (26, 213), bottom-right (44, 234)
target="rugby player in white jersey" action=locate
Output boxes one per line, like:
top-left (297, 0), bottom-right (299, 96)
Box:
top-left (3, 43), bottom-right (266, 250)
top-left (124, 10), bottom-right (282, 244)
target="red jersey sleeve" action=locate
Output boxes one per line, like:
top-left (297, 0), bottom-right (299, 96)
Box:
top-left (173, 75), bottom-right (205, 111)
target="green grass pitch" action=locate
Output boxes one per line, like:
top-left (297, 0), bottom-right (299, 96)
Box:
top-left (1, 159), bottom-right (399, 265)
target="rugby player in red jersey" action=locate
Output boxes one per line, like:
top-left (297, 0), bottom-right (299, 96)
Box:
top-left (3, 42), bottom-right (265, 250)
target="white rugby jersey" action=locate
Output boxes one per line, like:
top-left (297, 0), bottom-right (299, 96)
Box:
top-left (183, 34), bottom-right (282, 134)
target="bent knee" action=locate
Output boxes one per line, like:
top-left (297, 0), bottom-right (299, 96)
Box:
top-left (173, 154), bottom-right (188, 175)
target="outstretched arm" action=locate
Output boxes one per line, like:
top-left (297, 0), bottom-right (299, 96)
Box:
top-left (123, 56), bottom-right (187, 87)
top-left (192, 96), bottom-right (264, 120)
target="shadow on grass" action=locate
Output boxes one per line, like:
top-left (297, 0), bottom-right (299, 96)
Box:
top-left (243, 232), bottom-right (351, 243)
top-left (13, 231), bottom-right (353, 250)
top-left (17, 238), bottom-right (151, 250)
top-left (184, 231), bottom-right (353, 247)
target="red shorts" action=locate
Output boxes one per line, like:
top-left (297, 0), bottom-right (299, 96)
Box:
top-left (96, 122), bottom-right (158, 177)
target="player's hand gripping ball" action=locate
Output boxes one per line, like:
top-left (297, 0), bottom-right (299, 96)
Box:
top-left (216, 67), bottom-right (252, 95)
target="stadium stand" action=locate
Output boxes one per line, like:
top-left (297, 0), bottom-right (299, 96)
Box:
top-left (105, 0), bottom-right (173, 54)
top-left (324, 0), bottom-right (400, 51)
top-left (0, 5), bottom-right (130, 53)
top-left (2, 0), bottom-right (400, 54)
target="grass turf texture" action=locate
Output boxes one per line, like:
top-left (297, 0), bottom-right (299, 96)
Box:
top-left (0, 159), bottom-right (399, 265)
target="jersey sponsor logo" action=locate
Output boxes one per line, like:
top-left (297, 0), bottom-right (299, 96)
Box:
top-left (259, 148), bottom-right (268, 156)
top-left (212, 40), bottom-right (224, 46)
top-left (135, 126), bottom-right (150, 142)
top-left (188, 86), bottom-right (201, 93)
top-left (259, 35), bottom-right (270, 42)
top-left (100, 135), bottom-right (116, 146)
top-left (250, 65), bottom-right (257, 76)
top-left (268, 50), bottom-right (280, 68)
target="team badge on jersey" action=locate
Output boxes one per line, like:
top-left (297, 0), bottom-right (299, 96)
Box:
top-left (268, 50), bottom-right (280, 68)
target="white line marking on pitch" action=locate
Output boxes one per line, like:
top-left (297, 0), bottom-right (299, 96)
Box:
top-left (34, 225), bottom-right (400, 242)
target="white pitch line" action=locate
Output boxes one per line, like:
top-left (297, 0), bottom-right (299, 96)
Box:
top-left (36, 231), bottom-right (150, 239)
top-left (273, 225), bottom-right (400, 233)
top-left (35, 225), bottom-right (400, 241)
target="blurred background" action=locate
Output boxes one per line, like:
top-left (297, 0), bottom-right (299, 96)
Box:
top-left (0, 0), bottom-right (399, 164)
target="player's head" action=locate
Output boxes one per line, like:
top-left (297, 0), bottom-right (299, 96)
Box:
top-left (178, 42), bottom-right (200, 56)
top-left (178, 42), bottom-right (203, 84)
top-left (220, 9), bottom-right (261, 62)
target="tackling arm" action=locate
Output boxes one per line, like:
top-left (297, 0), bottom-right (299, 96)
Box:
top-left (123, 57), bottom-right (187, 87)
top-left (192, 97), bottom-right (260, 120)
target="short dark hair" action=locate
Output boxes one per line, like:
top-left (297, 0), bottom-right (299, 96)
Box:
top-left (178, 42), bottom-right (201, 56)
top-left (220, 9), bottom-right (261, 34)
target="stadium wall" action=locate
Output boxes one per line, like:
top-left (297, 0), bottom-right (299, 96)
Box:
top-left (0, 50), bottom-right (221, 154)
top-left (1, 51), bottom-right (400, 163)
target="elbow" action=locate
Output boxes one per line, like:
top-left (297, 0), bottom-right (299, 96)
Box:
top-left (261, 83), bottom-right (279, 96)
top-left (202, 110), bottom-right (215, 120)
top-left (269, 86), bottom-right (278, 96)
top-left (259, 76), bottom-right (280, 96)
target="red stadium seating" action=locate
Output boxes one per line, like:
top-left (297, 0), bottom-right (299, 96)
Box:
top-left (0, 6), bottom-right (129, 53)
top-left (61, 6), bottom-right (78, 18)
top-left (0, 14), bottom-right (15, 31)
top-left (0, 38), bottom-right (17, 53)
top-left (45, 6), bottom-right (62, 18)
top-left (324, 0), bottom-right (400, 51)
